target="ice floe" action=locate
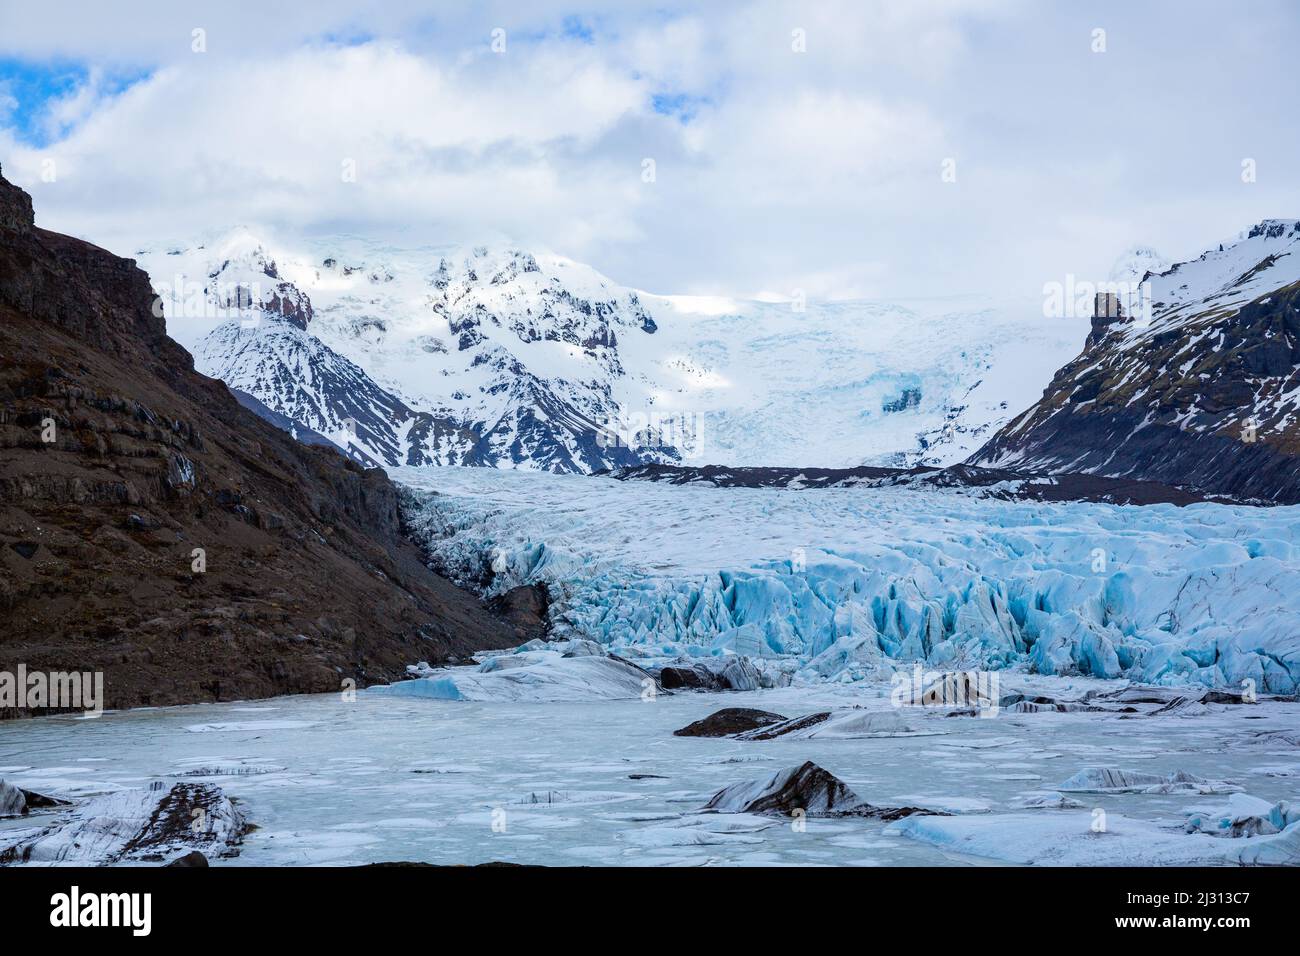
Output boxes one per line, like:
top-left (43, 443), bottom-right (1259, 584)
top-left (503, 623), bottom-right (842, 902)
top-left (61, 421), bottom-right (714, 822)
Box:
top-left (371, 642), bottom-right (653, 702)
top-left (0, 782), bottom-right (246, 865)
top-left (886, 809), bottom-right (1300, 866)
top-left (1057, 768), bottom-right (1243, 795)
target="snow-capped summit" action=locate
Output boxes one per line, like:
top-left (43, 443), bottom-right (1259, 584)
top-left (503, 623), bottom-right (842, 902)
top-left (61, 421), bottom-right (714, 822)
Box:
top-left (1244, 218), bottom-right (1300, 241)
top-left (973, 219), bottom-right (1300, 502)
top-left (1107, 245), bottom-right (1171, 285)
top-left (143, 234), bottom-right (684, 472)
top-left (138, 232), bottom-right (1090, 474)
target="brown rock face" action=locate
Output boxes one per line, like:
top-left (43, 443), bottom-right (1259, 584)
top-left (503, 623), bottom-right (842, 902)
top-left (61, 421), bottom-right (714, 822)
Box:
top-left (0, 166), bottom-right (518, 713)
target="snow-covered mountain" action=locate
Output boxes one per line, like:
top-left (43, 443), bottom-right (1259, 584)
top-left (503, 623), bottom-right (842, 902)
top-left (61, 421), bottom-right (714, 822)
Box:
top-left (139, 231), bottom-right (1089, 473)
top-left (974, 219), bottom-right (1300, 503)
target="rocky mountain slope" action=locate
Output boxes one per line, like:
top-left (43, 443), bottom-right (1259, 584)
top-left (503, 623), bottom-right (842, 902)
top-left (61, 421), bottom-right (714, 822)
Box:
top-left (137, 233), bottom-right (1087, 473)
top-left (0, 166), bottom-right (519, 712)
top-left (972, 221), bottom-right (1300, 503)
top-left (150, 234), bottom-right (679, 473)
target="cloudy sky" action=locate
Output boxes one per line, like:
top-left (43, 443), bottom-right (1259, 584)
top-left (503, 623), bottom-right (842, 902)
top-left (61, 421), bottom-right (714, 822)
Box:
top-left (0, 0), bottom-right (1296, 300)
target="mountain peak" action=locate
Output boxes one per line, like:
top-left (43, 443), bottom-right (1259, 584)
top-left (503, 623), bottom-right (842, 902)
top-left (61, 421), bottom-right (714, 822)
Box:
top-left (1245, 219), bottom-right (1300, 241)
top-left (1108, 245), bottom-right (1171, 284)
top-left (0, 165), bottom-right (35, 234)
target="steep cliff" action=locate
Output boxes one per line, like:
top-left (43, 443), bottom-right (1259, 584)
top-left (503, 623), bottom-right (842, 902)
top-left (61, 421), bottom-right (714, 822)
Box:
top-left (0, 167), bottom-right (517, 712)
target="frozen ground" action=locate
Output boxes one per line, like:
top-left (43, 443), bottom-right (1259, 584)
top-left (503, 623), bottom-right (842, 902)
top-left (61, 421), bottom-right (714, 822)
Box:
top-left (395, 467), bottom-right (1300, 694)
top-left (1, 679), bottom-right (1297, 866)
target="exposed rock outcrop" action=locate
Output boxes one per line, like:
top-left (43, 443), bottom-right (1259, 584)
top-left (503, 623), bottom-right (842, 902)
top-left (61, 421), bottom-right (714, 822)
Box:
top-left (703, 761), bottom-right (929, 820)
top-left (672, 707), bottom-right (787, 738)
top-left (972, 221), bottom-right (1300, 503)
top-left (0, 166), bottom-right (518, 712)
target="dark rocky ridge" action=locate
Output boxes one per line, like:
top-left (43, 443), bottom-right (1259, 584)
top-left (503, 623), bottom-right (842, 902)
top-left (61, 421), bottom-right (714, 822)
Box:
top-left (0, 166), bottom-right (518, 713)
top-left (971, 230), bottom-right (1300, 504)
top-left (673, 707), bottom-right (787, 737)
top-left (605, 462), bottom-right (1219, 506)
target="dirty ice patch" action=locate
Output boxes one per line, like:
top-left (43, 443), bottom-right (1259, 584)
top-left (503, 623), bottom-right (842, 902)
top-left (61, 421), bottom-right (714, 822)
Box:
top-left (368, 648), bottom-right (651, 702)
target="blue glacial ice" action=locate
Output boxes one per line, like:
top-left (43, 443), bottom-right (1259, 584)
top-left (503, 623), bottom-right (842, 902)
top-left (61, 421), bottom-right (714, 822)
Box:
top-left (393, 467), bottom-right (1300, 694)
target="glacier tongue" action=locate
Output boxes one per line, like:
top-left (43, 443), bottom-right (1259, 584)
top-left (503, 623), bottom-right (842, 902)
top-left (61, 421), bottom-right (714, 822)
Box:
top-left (395, 467), bottom-right (1300, 694)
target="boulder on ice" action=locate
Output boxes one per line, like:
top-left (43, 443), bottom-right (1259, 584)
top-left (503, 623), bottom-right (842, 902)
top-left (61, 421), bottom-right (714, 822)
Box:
top-left (0, 780), bottom-right (68, 818)
top-left (673, 708), bottom-right (787, 738)
top-left (654, 656), bottom-right (762, 692)
top-left (0, 781), bottom-right (24, 818)
top-left (703, 761), bottom-right (927, 819)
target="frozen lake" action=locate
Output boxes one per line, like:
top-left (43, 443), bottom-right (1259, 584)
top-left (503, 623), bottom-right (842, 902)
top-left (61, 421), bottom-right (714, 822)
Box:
top-left (3, 677), bottom-right (1297, 866)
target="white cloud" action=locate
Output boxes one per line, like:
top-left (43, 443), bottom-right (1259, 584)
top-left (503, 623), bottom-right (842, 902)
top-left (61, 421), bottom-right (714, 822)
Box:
top-left (2, 0), bottom-right (1298, 301)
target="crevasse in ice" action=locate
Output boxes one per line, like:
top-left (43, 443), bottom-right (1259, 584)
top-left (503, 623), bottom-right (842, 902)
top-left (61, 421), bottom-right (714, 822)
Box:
top-left (395, 468), bottom-right (1300, 694)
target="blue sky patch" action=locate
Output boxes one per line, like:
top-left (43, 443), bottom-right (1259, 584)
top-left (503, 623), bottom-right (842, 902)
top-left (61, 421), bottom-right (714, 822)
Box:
top-left (0, 58), bottom-right (150, 147)
top-left (561, 16), bottom-right (596, 43)
top-left (651, 91), bottom-right (710, 124)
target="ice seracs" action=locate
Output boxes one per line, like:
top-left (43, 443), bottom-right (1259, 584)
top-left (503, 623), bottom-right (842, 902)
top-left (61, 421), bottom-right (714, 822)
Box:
top-left (395, 466), bottom-right (1300, 693)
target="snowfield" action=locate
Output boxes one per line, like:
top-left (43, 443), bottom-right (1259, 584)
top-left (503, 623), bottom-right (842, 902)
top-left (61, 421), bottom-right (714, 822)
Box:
top-left (394, 467), bottom-right (1300, 695)
top-left (140, 233), bottom-right (1087, 472)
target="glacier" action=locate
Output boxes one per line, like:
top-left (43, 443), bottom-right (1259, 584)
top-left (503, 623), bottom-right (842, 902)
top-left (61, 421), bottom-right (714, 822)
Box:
top-left (394, 467), bottom-right (1300, 694)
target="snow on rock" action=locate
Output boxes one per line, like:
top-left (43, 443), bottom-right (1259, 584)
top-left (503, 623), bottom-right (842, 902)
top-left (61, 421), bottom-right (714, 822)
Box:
top-left (369, 644), bottom-right (652, 702)
top-left (972, 220), bottom-right (1300, 504)
top-left (0, 783), bottom-right (246, 865)
top-left (703, 761), bottom-right (926, 819)
top-left (396, 467), bottom-right (1300, 692)
top-left (734, 710), bottom-right (939, 741)
top-left (1057, 768), bottom-right (1243, 795)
